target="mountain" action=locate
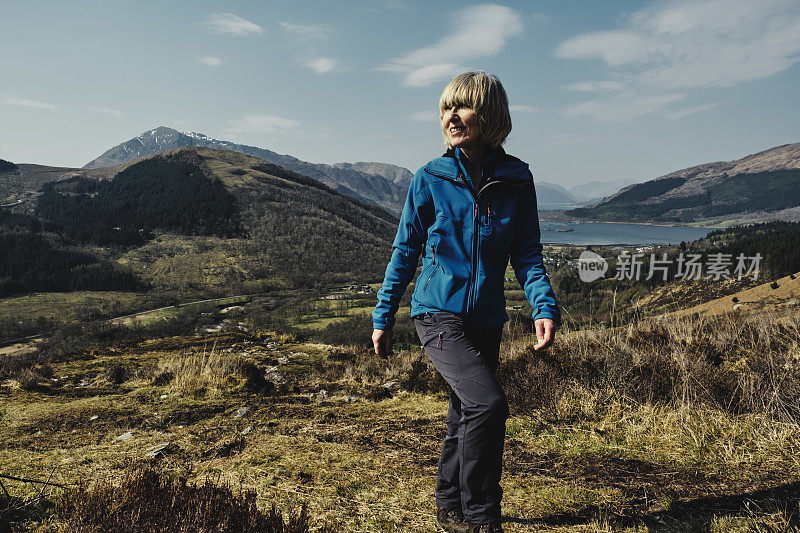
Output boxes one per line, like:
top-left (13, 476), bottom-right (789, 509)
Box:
top-left (568, 178), bottom-right (640, 204)
top-left (332, 161), bottom-right (413, 187)
top-left (83, 127), bottom-right (409, 213)
top-left (567, 143), bottom-right (800, 224)
top-left (535, 181), bottom-right (578, 205)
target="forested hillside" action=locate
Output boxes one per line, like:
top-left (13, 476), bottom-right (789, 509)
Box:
top-left (705, 221), bottom-right (800, 279)
top-left (82, 127), bottom-right (409, 213)
top-left (35, 158), bottom-right (243, 245)
top-left (0, 209), bottom-right (144, 297)
top-left (181, 147), bottom-right (399, 288)
top-left (0, 147), bottom-right (398, 298)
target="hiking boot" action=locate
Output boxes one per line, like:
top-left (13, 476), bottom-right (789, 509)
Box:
top-left (467, 521), bottom-right (504, 533)
top-left (436, 507), bottom-right (468, 532)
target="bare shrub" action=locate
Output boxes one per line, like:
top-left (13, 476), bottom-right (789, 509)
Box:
top-left (312, 312), bottom-right (419, 349)
top-left (498, 348), bottom-right (566, 420)
top-left (104, 365), bottom-right (130, 385)
top-left (15, 363), bottom-right (54, 391)
top-left (239, 361), bottom-right (275, 395)
top-left (57, 466), bottom-right (332, 532)
top-left (399, 357), bottom-right (449, 394)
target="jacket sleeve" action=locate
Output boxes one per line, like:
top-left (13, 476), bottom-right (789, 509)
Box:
top-left (372, 172), bottom-right (432, 330)
top-left (510, 178), bottom-right (562, 327)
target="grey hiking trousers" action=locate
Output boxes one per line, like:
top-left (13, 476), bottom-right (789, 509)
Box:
top-left (413, 312), bottom-right (508, 524)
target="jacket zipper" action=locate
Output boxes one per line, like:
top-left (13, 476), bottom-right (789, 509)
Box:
top-left (466, 179), bottom-right (527, 315)
top-left (466, 200), bottom-right (479, 314)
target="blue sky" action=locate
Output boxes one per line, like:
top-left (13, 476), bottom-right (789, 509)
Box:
top-left (1, 0), bottom-right (799, 188)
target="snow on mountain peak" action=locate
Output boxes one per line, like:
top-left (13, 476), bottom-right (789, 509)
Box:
top-left (182, 131), bottom-right (214, 141)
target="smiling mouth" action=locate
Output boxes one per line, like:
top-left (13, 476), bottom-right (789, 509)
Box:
top-left (449, 126), bottom-right (465, 134)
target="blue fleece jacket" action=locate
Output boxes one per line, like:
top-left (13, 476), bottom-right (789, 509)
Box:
top-left (373, 147), bottom-right (560, 330)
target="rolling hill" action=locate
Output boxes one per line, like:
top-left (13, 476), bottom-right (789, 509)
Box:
top-left (0, 161), bottom-right (80, 210)
top-left (567, 142), bottom-right (800, 224)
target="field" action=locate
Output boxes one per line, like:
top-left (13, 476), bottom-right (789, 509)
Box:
top-left (2, 302), bottom-right (800, 531)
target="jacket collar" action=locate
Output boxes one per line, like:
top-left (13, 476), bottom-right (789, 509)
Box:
top-left (423, 146), bottom-right (532, 184)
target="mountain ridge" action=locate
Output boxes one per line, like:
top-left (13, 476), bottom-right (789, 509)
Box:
top-left (83, 127), bottom-right (409, 213)
top-left (567, 142), bottom-right (800, 224)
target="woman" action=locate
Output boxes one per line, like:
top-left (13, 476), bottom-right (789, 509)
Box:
top-left (372, 71), bottom-right (560, 533)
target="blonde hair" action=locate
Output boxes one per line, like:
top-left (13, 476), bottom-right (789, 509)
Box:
top-left (439, 71), bottom-right (512, 149)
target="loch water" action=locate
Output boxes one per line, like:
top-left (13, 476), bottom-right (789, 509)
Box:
top-left (538, 220), bottom-right (714, 246)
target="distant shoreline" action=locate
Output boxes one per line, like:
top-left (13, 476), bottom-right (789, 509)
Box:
top-left (539, 209), bottom-right (728, 229)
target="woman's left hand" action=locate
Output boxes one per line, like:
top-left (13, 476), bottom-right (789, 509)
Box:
top-left (532, 318), bottom-right (556, 351)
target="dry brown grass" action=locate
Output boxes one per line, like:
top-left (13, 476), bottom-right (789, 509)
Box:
top-left (500, 306), bottom-right (800, 423)
top-left (156, 341), bottom-right (243, 397)
top-left (3, 309), bottom-right (800, 531)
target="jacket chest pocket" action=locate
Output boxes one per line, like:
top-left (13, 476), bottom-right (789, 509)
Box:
top-left (479, 200), bottom-right (514, 246)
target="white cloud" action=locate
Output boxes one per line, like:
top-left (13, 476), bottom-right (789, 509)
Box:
top-left (564, 93), bottom-right (686, 122)
top-left (199, 56), bottom-right (222, 67)
top-left (666, 102), bottom-right (722, 121)
top-left (556, 31), bottom-right (653, 66)
top-left (307, 57), bottom-right (337, 74)
top-left (279, 22), bottom-right (333, 40)
top-left (556, 0), bottom-right (800, 121)
top-left (509, 105), bottom-right (538, 114)
top-left (202, 13), bottom-right (263, 36)
top-left (409, 110), bottom-right (439, 122)
top-left (403, 63), bottom-right (466, 87)
top-left (87, 105), bottom-right (124, 117)
top-left (378, 4), bottom-right (523, 87)
top-left (5, 97), bottom-right (57, 109)
top-left (557, 0), bottom-right (800, 90)
top-left (227, 114), bottom-right (301, 135)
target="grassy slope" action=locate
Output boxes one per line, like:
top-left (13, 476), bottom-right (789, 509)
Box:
top-left (3, 305), bottom-right (800, 531)
top-left (631, 271), bottom-right (800, 319)
top-left (671, 271), bottom-right (800, 319)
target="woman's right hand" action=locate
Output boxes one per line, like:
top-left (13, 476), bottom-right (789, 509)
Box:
top-left (372, 328), bottom-right (393, 357)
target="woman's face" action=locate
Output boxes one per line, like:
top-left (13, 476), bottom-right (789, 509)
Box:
top-left (441, 105), bottom-right (482, 150)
